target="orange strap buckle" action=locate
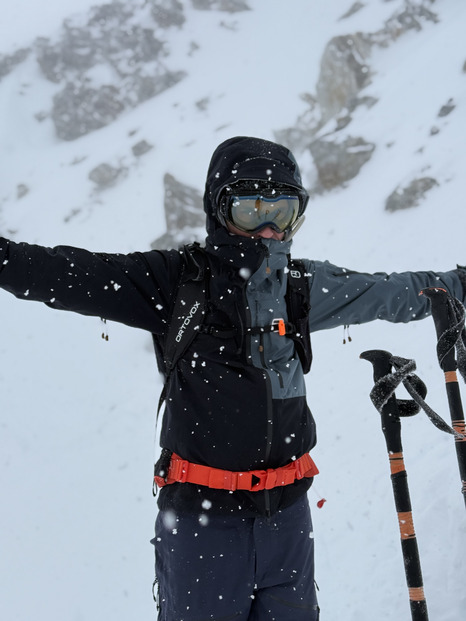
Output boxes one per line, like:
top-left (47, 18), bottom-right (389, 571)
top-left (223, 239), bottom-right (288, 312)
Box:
top-left (272, 318), bottom-right (287, 336)
top-left (155, 452), bottom-right (319, 492)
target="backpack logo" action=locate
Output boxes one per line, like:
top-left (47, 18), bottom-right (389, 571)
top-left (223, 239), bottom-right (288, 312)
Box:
top-left (290, 270), bottom-right (301, 279)
top-left (175, 301), bottom-right (201, 343)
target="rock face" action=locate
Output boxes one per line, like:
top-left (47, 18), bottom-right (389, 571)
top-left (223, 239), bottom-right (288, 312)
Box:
top-left (385, 178), bottom-right (439, 212)
top-left (16, 183), bottom-right (30, 199)
top-left (191, 0), bottom-right (250, 11)
top-left (0, 0), bottom-right (261, 248)
top-left (53, 84), bottom-right (125, 141)
top-left (151, 173), bottom-right (205, 249)
top-left (309, 136), bottom-right (376, 190)
top-left (380, 1), bottom-right (439, 41)
top-left (0, 0), bottom-right (448, 240)
top-left (34, 2), bottom-right (186, 140)
top-left (35, 4), bottom-right (165, 84)
top-left (132, 140), bottom-right (154, 157)
top-left (438, 98), bottom-right (455, 118)
top-left (0, 48), bottom-right (30, 81)
top-left (151, 0), bottom-right (186, 28)
top-left (316, 33), bottom-right (372, 126)
top-left (88, 162), bottom-right (128, 189)
top-left (276, 0), bottom-right (441, 203)
top-left (16, 0), bottom-right (253, 142)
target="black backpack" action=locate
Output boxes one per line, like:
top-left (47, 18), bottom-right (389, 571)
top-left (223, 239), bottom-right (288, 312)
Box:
top-left (153, 243), bottom-right (312, 413)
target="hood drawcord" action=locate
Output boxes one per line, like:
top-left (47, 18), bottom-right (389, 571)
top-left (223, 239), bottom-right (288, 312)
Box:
top-left (264, 246), bottom-right (271, 275)
top-left (343, 325), bottom-right (352, 345)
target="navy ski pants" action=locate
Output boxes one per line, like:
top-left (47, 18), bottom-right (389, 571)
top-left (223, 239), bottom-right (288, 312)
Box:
top-left (153, 494), bottom-right (319, 620)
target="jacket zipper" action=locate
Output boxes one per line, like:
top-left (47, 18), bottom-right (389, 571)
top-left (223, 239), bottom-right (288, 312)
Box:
top-left (259, 333), bottom-right (284, 389)
top-left (261, 245), bottom-right (274, 517)
top-left (244, 244), bottom-right (274, 516)
top-left (263, 370), bottom-right (273, 517)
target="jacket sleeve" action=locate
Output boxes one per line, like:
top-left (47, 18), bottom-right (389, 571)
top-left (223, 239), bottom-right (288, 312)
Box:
top-left (306, 259), bottom-right (466, 332)
top-left (0, 237), bottom-right (181, 335)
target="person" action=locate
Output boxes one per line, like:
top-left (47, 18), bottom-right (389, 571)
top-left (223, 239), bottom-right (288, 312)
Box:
top-left (0, 135), bottom-right (465, 621)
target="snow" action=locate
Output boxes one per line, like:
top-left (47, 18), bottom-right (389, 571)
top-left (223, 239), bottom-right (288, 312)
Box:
top-left (1, 1), bottom-right (466, 620)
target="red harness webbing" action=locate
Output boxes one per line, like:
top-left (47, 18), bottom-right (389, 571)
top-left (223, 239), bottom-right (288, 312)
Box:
top-left (154, 452), bottom-right (318, 492)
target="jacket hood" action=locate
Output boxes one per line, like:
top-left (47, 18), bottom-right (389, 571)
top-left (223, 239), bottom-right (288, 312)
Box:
top-left (203, 136), bottom-right (307, 236)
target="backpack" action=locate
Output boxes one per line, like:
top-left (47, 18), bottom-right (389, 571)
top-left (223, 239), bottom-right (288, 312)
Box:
top-left (152, 242), bottom-right (312, 414)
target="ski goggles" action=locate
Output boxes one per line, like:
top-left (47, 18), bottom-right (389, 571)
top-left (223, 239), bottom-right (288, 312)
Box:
top-left (220, 188), bottom-right (303, 234)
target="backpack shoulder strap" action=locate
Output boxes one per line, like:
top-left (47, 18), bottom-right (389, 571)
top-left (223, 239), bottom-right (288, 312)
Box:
top-left (155, 243), bottom-right (208, 413)
top-left (286, 257), bottom-right (313, 374)
top-left (163, 243), bottom-right (208, 374)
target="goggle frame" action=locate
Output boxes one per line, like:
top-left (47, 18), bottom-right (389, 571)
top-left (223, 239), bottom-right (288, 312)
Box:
top-left (219, 182), bottom-right (308, 237)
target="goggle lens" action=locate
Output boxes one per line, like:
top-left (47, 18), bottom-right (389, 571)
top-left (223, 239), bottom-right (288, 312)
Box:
top-left (226, 193), bottom-right (301, 234)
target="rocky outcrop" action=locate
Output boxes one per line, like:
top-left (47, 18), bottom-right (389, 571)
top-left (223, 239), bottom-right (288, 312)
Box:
top-left (34, 1), bottom-right (186, 140)
top-left (309, 136), bottom-right (376, 190)
top-left (338, 2), bottom-right (366, 21)
top-left (385, 177), bottom-right (439, 212)
top-left (191, 0), bottom-right (250, 12)
top-left (132, 140), bottom-right (154, 157)
top-left (0, 0), bottom-right (447, 232)
top-left (437, 98), bottom-right (455, 117)
top-left (376, 1), bottom-right (439, 44)
top-left (17, 183), bottom-right (30, 199)
top-left (277, 0), bottom-right (441, 196)
top-left (53, 84), bottom-right (125, 141)
top-left (151, 174), bottom-right (205, 249)
top-left (316, 33), bottom-right (372, 126)
top-left (151, 0), bottom-right (186, 28)
top-left (88, 162), bottom-right (128, 189)
top-left (35, 6), bottom-right (166, 82)
top-left (0, 48), bottom-right (30, 81)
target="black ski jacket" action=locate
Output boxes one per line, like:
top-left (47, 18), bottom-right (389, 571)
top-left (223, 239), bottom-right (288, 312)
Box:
top-left (0, 136), bottom-right (465, 517)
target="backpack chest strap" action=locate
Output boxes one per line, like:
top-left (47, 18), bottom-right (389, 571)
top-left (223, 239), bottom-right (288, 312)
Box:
top-left (249, 318), bottom-right (295, 337)
top-left (199, 318), bottom-right (295, 339)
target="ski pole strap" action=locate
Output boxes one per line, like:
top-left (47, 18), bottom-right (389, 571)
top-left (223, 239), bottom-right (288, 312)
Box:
top-left (154, 452), bottom-right (319, 492)
top-left (363, 351), bottom-right (464, 440)
top-left (421, 287), bottom-right (466, 381)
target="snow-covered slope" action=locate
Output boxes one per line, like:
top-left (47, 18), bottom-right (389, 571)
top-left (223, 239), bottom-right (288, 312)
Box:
top-left (1, 1), bottom-right (465, 619)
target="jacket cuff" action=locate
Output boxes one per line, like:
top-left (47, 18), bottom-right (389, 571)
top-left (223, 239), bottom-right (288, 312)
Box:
top-left (0, 237), bottom-right (9, 273)
top-left (455, 265), bottom-right (466, 302)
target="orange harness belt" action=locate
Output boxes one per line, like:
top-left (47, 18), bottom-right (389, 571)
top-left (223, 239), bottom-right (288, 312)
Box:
top-left (154, 452), bottom-right (319, 492)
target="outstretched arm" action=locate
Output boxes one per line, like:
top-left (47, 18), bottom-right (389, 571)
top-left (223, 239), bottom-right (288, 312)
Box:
top-left (306, 259), bottom-right (466, 332)
top-left (0, 237), bottom-right (182, 335)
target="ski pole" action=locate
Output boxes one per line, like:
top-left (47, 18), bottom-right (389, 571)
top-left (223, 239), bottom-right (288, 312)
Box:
top-left (360, 349), bottom-right (429, 621)
top-left (420, 287), bottom-right (466, 509)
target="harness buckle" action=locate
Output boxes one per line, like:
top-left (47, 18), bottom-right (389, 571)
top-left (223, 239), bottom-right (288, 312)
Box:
top-left (249, 468), bottom-right (278, 491)
top-left (271, 318), bottom-right (287, 336)
top-left (169, 457), bottom-right (189, 484)
top-left (250, 470), bottom-right (267, 491)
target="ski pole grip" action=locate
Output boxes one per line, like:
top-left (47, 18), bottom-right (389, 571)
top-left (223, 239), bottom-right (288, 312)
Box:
top-left (360, 349), bottom-right (404, 454)
top-left (360, 349), bottom-right (393, 383)
top-left (420, 287), bottom-right (451, 341)
top-left (420, 287), bottom-right (456, 372)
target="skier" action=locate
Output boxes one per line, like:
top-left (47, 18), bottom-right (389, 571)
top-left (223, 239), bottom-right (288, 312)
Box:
top-left (1, 136), bottom-right (465, 621)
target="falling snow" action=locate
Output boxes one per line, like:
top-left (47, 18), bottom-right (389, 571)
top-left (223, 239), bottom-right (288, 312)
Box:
top-left (0, 1), bottom-right (465, 621)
